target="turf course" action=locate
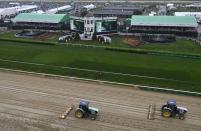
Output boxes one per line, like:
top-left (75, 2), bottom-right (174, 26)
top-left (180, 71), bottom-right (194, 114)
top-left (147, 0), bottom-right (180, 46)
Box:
top-left (136, 39), bottom-right (201, 54)
top-left (0, 40), bottom-right (201, 94)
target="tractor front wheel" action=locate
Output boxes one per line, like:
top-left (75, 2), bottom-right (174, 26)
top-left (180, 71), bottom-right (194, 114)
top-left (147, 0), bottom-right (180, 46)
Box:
top-left (179, 113), bottom-right (185, 120)
top-left (90, 114), bottom-right (96, 120)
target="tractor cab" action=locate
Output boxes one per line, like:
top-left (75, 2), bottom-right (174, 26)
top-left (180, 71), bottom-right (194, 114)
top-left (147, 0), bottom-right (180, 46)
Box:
top-left (79, 100), bottom-right (90, 114)
top-left (75, 100), bottom-right (99, 120)
top-left (166, 99), bottom-right (177, 113)
top-left (167, 99), bottom-right (176, 106)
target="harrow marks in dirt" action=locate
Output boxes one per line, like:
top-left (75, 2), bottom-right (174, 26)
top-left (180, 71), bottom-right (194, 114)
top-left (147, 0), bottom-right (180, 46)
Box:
top-left (0, 71), bottom-right (200, 131)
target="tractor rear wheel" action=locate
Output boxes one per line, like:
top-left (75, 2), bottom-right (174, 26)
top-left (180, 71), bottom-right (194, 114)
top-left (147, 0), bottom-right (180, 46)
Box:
top-left (162, 109), bottom-right (172, 118)
top-left (75, 109), bottom-right (84, 118)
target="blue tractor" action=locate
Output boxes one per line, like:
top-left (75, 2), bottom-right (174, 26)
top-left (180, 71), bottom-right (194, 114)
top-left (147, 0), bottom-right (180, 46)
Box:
top-left (161, 99), bottom-right (188, 120)
top-left (75, 100), bottom-right (99, 120)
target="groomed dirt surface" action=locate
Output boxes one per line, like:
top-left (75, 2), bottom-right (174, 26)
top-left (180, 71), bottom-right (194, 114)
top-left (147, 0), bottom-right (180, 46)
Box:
top-left (33, 32), bottom-right (59, 41)
top-left (123, 37), bottom-right (143, 47)
top-left (0, 71), bottom-right (200, 131)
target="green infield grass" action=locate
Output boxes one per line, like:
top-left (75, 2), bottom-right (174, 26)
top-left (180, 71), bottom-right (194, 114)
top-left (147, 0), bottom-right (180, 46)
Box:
top-left (0, 40), bottom-right (201, 94)
top-left (1, 32), bottom-right (201, 55)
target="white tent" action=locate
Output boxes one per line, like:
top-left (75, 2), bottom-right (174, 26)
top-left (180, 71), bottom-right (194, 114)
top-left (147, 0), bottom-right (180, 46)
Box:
top-left (16, 5), bottom-right (38, 13)
top-left (0, 7), bottom-right (17, 17)
top-left (83, 4), bottom-right (96, 11)
top-left (32, 10), bottom-right (45, 14)
top-left (186, 4), bottom-right (201, 8)
top-left (175, 12), bottom-right (201, 17)
top-left (175, 12), bottom-right (201, 22)
top-left (0, 5), bottom-right (38, 18)
top-left (9, 2), bottom-right (20, 6)
top-left (46, 5), bottom-right (72, 14)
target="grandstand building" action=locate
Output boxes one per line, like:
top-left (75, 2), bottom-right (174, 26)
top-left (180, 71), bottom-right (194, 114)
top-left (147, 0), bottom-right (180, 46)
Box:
top-left (94, 5), bottom-right (144, 18)
top-left (175, 12), bottom-right (201, 23)
top-left (129, 15), bottom-right (198, 37)
top-left (70, 15), bottom-right (117, 40)
top-left (12, 13), bottom-right (70, 31)
top-left (102, 5), bottom-right (144, 13)
top-left (93, 10), bottom-right (133, 18)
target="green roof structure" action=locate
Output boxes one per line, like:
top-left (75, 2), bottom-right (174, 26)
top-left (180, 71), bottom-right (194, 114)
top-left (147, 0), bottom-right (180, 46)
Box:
top-left (131, 15), bottom-right (198, 27)
top-left (12, 13), bottom-right (70, 24)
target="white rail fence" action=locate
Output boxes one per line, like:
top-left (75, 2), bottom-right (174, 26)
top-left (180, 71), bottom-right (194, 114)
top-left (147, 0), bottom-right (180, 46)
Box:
top-left (0, 66), bottom-right (200, 96)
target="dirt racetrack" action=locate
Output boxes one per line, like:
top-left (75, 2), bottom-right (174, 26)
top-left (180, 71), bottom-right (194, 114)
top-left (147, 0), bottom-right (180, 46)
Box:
top-left (0, 71), bottom-right (200, 131)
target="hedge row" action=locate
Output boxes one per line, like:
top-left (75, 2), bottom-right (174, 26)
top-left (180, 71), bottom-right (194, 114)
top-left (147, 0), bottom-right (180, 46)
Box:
top-left (1, 38), bottom-right (149, 56)
top-left (105, 47), bottom-right (201, 59)
top-left (2, 37), bottom-right (201, 60)
top-left (0, 38), bottom-right (56, 46)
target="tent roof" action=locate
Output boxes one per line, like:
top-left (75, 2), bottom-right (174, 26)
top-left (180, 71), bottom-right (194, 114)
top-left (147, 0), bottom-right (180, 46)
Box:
top-left (131, 15), bottom-right (198, 27)
top-left (12, 13), bottom-right (69, 23)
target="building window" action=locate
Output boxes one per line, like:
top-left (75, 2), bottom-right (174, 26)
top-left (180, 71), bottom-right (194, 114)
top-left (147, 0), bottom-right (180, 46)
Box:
top-left (91, 20), bottom-right (93, 24)
top-left (91, 27), bottom-right (93, 32)
top-left (87, 20), bottom-right (89, 24)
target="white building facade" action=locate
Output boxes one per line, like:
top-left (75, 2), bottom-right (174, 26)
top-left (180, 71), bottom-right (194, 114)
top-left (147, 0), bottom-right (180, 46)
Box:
top-left (70, 16), bottom-right (117, 40)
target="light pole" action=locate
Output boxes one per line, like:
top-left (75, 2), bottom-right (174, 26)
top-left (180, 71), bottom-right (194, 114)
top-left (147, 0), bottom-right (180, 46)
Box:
top-left (126, 26), bottom-right (129, 40)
